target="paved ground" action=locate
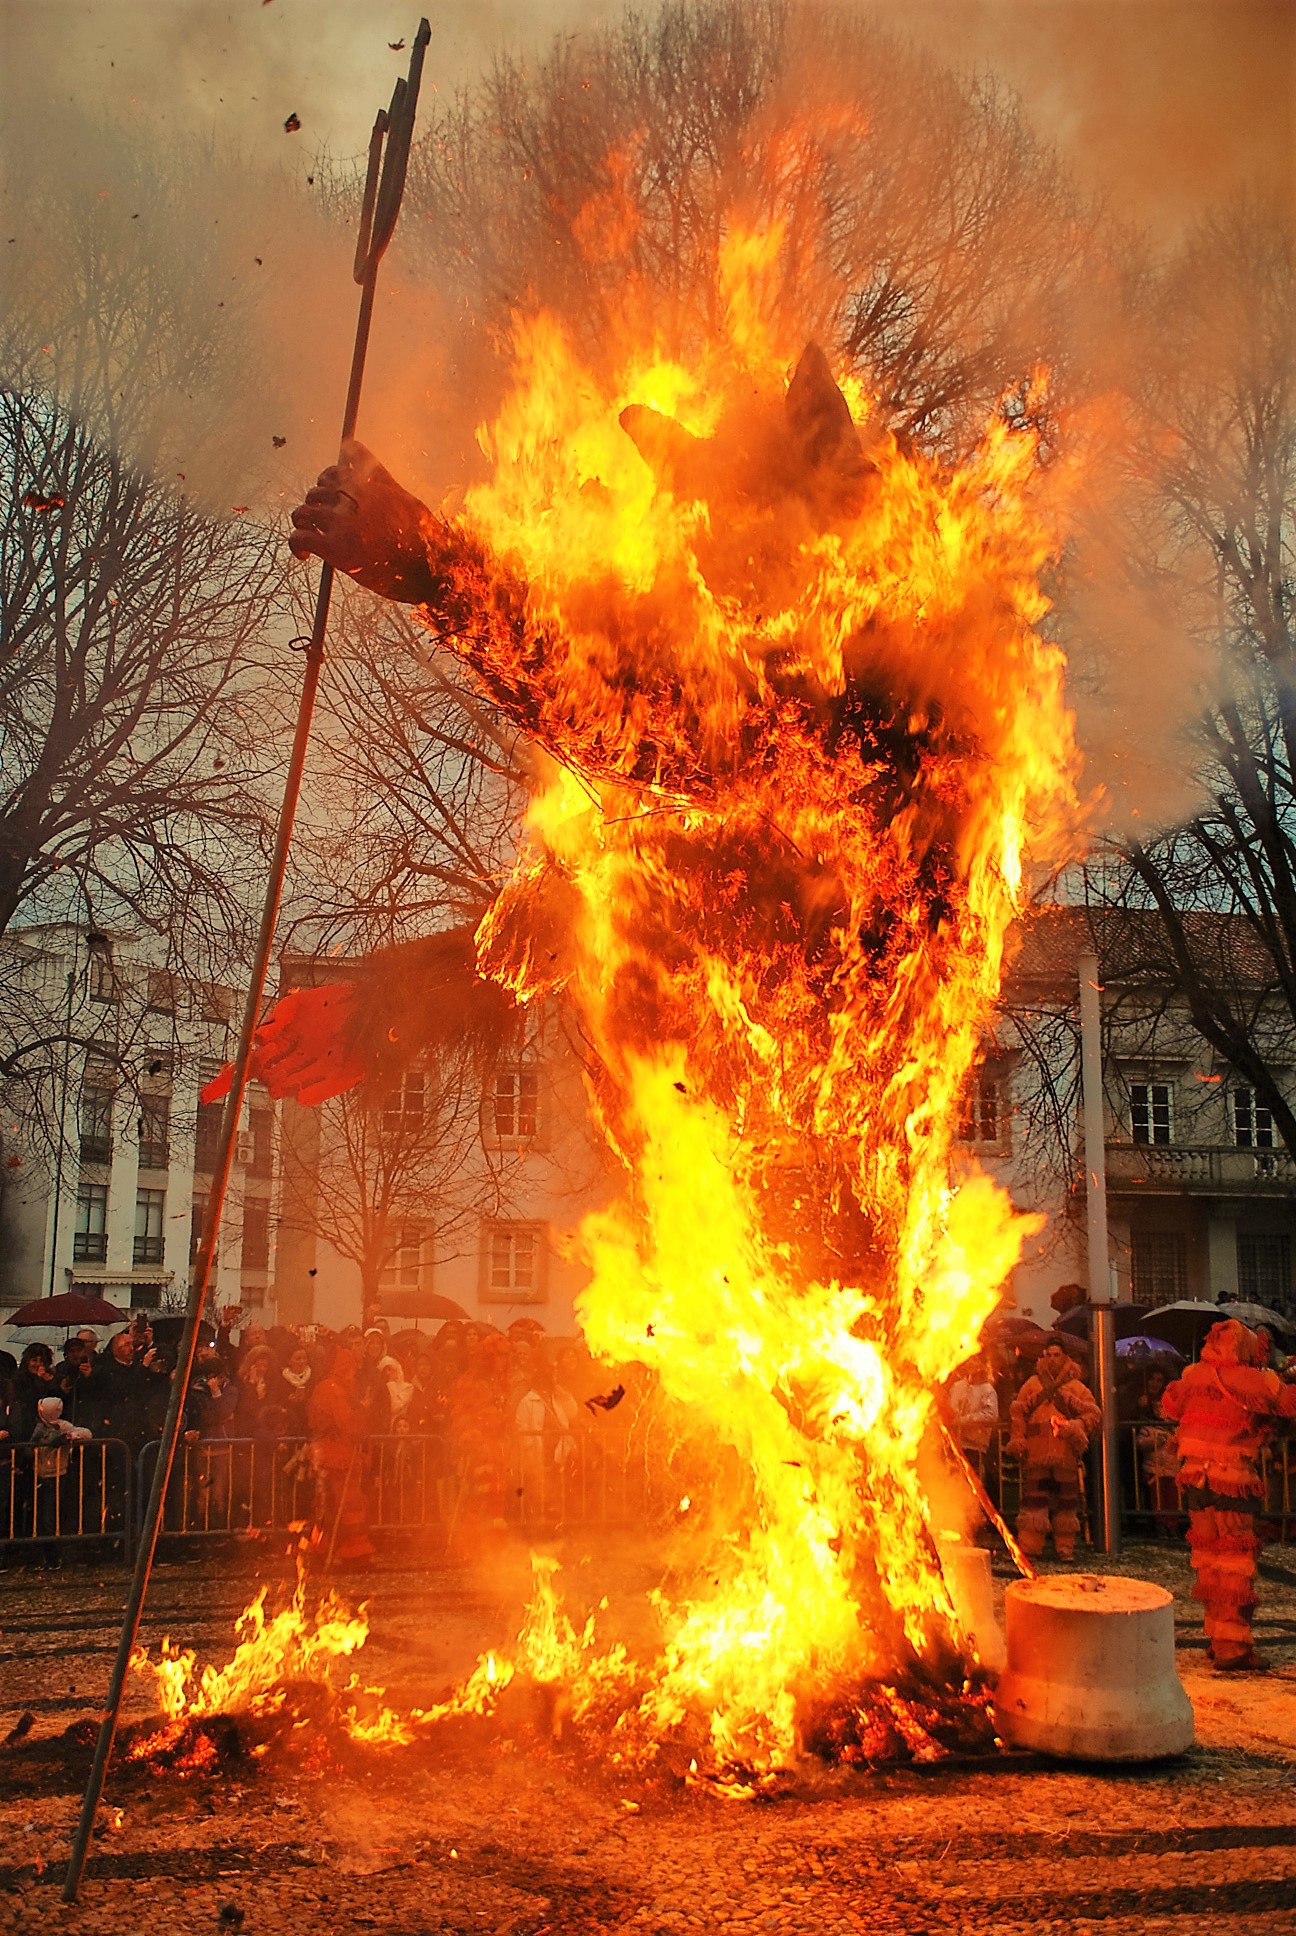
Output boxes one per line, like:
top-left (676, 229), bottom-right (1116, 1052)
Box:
top-left (1, 1534), bottom-right (1294, 1934)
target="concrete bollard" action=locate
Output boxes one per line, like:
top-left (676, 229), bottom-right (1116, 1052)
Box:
top-left (993, 1574), bottom-right (1194, 1760)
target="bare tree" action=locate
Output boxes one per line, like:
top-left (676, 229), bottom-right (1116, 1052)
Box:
top-left (1084, 201), bottom-right (1296, 1151)
top-left (0, 389), bottom-right (286, 948)
top-left (277, 1036), bottom-right (509, 1327)
top-left (287, 593), bottom-right (526, 956)
top-left (403, 0), bottom-right (1116, 461)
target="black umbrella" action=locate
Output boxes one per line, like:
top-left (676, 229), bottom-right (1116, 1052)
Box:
top-left (6, 1292), bottom-right (129, 1328)
top-left (1138, 1301), bottom-right (1239, 1354)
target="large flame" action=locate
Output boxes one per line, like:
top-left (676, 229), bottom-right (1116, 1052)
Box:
top-left (430, 214), bottom-right (1083, 1775)
top-left (138, 214), bottom-right (1083, 1785)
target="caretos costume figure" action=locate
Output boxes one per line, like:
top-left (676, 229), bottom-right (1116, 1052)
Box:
top-left (1162, 1318), bottom-right (1296, 1672)
top-left (1008, 1342), bottom-right (1101, 1561)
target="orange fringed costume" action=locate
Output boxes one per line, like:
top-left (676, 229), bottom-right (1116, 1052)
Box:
top-left (1008, 1342), bottom-right (1101, 1561)
top-left (1161, 1318), bottom-right (1296, 1671)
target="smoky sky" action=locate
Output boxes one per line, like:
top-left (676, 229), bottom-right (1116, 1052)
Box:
top-left (4, 1), bottom-right (1288, 230)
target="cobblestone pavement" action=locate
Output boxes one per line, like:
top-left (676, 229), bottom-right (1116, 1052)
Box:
top-left (1, 1536), bottom-right (1293, 1934)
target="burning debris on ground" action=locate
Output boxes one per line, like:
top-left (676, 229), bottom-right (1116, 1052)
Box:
top-left (1, 1553), bottom-right (1293, 1933)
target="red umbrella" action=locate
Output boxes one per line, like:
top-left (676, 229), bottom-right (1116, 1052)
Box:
top-left (6, 1291), bottom-right (130, 1327)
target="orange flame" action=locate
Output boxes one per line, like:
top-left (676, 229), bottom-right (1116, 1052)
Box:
top-left (432, 211), bottom-right (1083, 1775)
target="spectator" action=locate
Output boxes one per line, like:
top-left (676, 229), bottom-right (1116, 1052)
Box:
top-left (1162, 1318), bottom-right (1296, 1672)
top-left (946, 1355), bottom-right (1000, 1465)
top-left (13, 1343), bottom-right (56, 1441)
top-left (378, 1354), bottom-right (416, 1429)
top-left (1008, 1341), bottom-right (1101, 1562)
top-left (1134, 1367), bottom-right (1179, 1537)
top-left (281, 1343), bottom-right (315, 1435)
top-left (232, 1344), bottom-right (286, 1436)
top-left (97, 1331), bottom-right (147, 1447)
top-left (188, 1361), bottom-right (238, 1440)
top-left (308, 1343), bottom-right (375, 1564)
top-left (0, 1350), bottom-right (17, 1441)
top-left (355, 1327), bottom-right (390, 1435)
top-left (30, 1395), bottom-right (92, 1553)
top-left (1253, 1325), bottom-right (1288, 1375)
top-left (514, 1354), bottom-right (580, 1521)
top-left (140, 1346), bottom-right (178, 1439)
top-left (55, 1338), bottom-right (100, 1430)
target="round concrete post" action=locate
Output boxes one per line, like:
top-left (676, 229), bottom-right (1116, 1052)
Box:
top-left (993, 1574), bottom-right (1194, 1760)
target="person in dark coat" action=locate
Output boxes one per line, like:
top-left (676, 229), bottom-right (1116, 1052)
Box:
top-left (96, 1332), bottom-right (147, 1448)
top-left (12, 1343), bottom-right (56, 1442)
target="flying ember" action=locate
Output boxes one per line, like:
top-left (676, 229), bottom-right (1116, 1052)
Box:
top-left (391, 217), bottom-right (1084, 1775)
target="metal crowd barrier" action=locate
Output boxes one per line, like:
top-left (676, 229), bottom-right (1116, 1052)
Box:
top-left (0, 1439), bottom-right (134, 1555)
top-left (128, 1429), bottom-right (651, 1545)
top-left (977, 1425), bottom-right (1293, 1546)
top-left (4, 1422), bottom-right (1291, 1558)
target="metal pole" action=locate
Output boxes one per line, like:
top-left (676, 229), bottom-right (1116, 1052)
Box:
top-left (61, 24), bottom-right (430, 1900)
top-left (46, 934), bottom-right (79, 1299)
top-left (1079, 949), bottom-right (1120, 1556)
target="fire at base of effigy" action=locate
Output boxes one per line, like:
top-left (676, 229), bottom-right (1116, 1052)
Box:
top-left (127, 190), bottom-right (1091, 1790)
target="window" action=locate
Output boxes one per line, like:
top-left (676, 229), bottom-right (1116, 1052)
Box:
top-left (1232, 1087), bottom-right (1275, 1150)
top-left (241, 1199), bottom-right (271, 1272)
top-left (482, 1221), bottom-right (545, 1304)
top-left (146, 968), bottom-right (177, 1014)
top-left (1130, 1082), bottom-right (1174, 1146)
top-left (74, 1182), bottom-right (108, 1263)
top-left (134, 1187), bottom-right (165, 1265)
top-left (490, 1065), bottom-right (540, 1142)
top-left (88, 937), bottom-right (118, 1003)
top-left (138, 1095), bottom-right (170, 1170)
top-left (378, 1222), bottom-right (432, 1293)
top-left (1130, 1230), bottom-right (1187, 1307)
top-left (247, 1103), bottom-right (274, 1179)
top-left (190, 1193), bottom-right (208, 1265)
top-left (78, 1081), bottom-right (114, 1165)
top-left (1237, 1232), bottom-right (1291, 1309)
top-left (958, 1073), bottom-right (1000, 1147)
top-left (201, 984), bottom-right (233, 1024)
top-left (194, 1064), bottom-right (224, 1172)
top-left (381, 1069), bottom-right (426, 1137)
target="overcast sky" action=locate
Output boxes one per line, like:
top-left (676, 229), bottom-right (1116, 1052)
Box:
top-left (4, 0), bottom-right (1291, 237)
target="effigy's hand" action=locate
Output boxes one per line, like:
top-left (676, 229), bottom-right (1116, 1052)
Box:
top-left (200, 984), bottom-right (368, 1108)
top-left (289, 439), bottom-right (437, 604)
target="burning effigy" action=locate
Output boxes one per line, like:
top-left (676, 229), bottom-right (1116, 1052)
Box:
top-left (140, 202), bottom-right (1086, 1789)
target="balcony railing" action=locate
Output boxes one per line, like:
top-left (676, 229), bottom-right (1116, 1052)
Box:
top-left (73, 1231), bottom-right (108, 1263)
top-left (133, 1234), bottom-right (164, 1265)
top-left (1106, 1142), bottom-right (1296, 1191)
top-left (78, 1135), bottom-right (112, 1165)
top-left (138, 1140), bottom-right (170, 1171)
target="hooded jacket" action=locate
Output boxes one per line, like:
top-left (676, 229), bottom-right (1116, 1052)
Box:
top-left (1161, 1319), bottom-right (1296, 1498)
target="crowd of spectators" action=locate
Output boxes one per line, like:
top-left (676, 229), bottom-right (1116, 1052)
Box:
top-left (942, 1312), bottom-right (1296, 1537)
top-left (0, 1313), bottom-right (628, 1551)
top-left (4, 1296), bottom-right (1295, 1554)
top-left (0, 1313), bottom-right (615, 1449)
